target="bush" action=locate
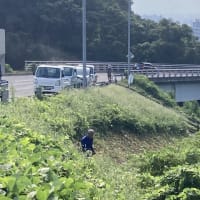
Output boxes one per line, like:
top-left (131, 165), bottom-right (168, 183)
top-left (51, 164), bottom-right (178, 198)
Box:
top-left (140, 152), bottom-right (183, 176)
top-left (183, 101), bottom-right (200, 118)
top-left (5, 64), bottom-right (14, 73)
top-left (138, 135), bottom-right (200, 199)
top-left (124, 75), bottom-right (177, 108)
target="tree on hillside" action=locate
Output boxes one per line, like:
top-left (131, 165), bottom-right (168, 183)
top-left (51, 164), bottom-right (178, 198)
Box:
top-left (1, 0), bottom-right (200, 69)
top-left (132, 18), bottom-right (200, 64)
top-left (87, 0), bottom-right (128, 61)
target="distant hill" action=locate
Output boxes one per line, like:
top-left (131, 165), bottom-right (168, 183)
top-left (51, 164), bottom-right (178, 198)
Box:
top-left (1, 0), bottom-right (200, 69)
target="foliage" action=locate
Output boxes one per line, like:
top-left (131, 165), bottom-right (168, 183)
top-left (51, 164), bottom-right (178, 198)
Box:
top-left (5, 64), bottom-right (14, 73)
top-left (183, 101), bottom-right (200, 118)
top-left (5, 85), bottom-right (189, 136)
top-left (138, 132), bottom-right (200, 199)
top-left (0, 85), bottom-right (198, 199)
top-left (121, 75), bottom-right (177, 108)
top-left (0, 116), bottom-right (100, 199)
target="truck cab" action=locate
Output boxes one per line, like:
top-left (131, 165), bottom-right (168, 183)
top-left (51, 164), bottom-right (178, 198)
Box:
top-left (62, 65), bottom-right (78, 87)
top-left (78, 64), bottom-right (97, 85)
top-left (34, 64), bottom-right (68, 94)
top-left (75, 66), bottom-right (91, 87)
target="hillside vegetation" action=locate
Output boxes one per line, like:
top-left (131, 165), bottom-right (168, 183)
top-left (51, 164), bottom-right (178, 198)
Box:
top-left (1, 0), bottom-right (200, 68)
top-left (1, 83), bottom-right (199, 199)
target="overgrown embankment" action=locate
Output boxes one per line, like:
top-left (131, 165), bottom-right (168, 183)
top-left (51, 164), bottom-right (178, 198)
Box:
top-left (1, 85), bottom-right (191, 137)
top-left (136, 131), bottom-right (200, 199)
top-left (0, 84), bottom-right (197, 199)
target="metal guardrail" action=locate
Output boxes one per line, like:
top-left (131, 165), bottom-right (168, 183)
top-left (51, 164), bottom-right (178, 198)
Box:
top-left (131, 68), bottom-right (200, 82)
top-left (0, 80), bottom-right (9, 102)
top-left (0, 79), bottom-right (8, 86)
top-left (24, 60), bottom-right (200, 76)
top-left (24, 60), bottom-right (134, 72)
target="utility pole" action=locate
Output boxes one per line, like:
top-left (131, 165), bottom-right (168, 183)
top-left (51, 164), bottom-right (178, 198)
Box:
top-left (0, 29), bottom-right (5, 75)
top-left (128, 0), bottom-right (134, 87)
top-left (128, 0), bottom-right (131, 80)
top-left (82, 0), bottom-right (87, 87)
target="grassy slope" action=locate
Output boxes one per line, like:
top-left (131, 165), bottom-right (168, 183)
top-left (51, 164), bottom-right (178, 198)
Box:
top-left (0, 84), bottom-right (196, 199)
top-left (90, 84), bottom-right (186, 160)
top-left (94, 85), bottom-right (186, 134)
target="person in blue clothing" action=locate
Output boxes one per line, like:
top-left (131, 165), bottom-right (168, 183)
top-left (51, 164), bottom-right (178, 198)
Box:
top-left (81, 129), bottom-right (96, 155)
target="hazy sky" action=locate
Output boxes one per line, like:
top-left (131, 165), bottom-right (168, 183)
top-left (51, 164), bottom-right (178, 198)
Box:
top-left (133, 0), bottom-right (200, 18)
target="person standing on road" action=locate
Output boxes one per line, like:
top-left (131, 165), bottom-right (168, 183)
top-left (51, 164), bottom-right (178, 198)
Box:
top-left (81, 129), bottom-right (96, 155)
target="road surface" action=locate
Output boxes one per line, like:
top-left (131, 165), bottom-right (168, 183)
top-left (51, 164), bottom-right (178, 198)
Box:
top-left (2, 75), bottom-right (34, 98)
top-left (2, 73), bottom-right (110, 98)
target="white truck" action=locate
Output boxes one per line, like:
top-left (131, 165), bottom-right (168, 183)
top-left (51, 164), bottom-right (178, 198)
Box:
top-left (62, 65), bottom-right (78, 87)
top-left (75, 66), bottom-right (91, 87)
top-left (34, 64), bottom-right (69, 94)
top-left (34, 64), bottom-right (97, 95)
top-left (77, 64), bottom-right (97, 86)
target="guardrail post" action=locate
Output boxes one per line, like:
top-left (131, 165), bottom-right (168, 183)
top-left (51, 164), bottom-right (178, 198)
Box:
top-left (0, 80), bottom-right (9, 102)
top-left (1, 89), bottom-right (9, 102)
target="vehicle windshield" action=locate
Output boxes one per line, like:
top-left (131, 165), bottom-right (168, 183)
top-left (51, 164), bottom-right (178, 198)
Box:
top-left (63, 67), bottom-right (73, 76)
top-left (36, 67), bottom-right (61, 78)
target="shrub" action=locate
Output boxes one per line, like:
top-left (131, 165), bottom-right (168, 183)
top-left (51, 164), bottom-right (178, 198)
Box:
top-left (140, 152), bottom-right (183, 176)
top-left (5, 64), bottom-right (14, 73)
top-left (124, 75), bottom-right (177, 107)
top-left (183, 101), bottom-right (200, 118)
top-left (185, 149), bottom-right (200, 164)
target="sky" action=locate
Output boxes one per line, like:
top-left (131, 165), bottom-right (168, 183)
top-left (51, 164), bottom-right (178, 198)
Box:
top-left (133, 0), bottom-right (200, 21)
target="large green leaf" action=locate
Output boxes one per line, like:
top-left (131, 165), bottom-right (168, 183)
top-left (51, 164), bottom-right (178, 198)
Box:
top-left (36, 184), bottom-right (51, 200)
top-left (16, 176), bottom-right (31, 194)
top-left (0, 194), bottom-right (12, 200)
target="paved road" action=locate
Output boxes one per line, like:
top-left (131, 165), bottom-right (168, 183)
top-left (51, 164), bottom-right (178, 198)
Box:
top-left (2, 75), bottom-right (34, 98)
top-left (2, 73), bottom-right (109, 98)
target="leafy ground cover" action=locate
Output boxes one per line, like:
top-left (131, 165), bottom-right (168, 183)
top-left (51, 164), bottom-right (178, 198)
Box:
top-left (0, 117), bottom-right (100, 199)
top-left (0, 84), bottom-right (197, 199)
top-left (137, 132), bottom-right (200, 199)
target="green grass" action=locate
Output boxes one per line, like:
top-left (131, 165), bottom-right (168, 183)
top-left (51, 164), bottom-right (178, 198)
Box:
top-left (136, 132), bottom-right (200, 199)
top-left (120, 74), bottom-right (177, 108)
top-left (1, 85), bottom-right (190, 136)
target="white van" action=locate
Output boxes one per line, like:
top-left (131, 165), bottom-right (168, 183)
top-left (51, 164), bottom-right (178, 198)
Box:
top-left (75, 66), bottom-right (91, 87)
top-left (62, 65), bottom-right (78, 87)
top-left (34, 65), bottom-right (68, 94)
top-left (77, 64), bottom-right (97, 85)
top-left (87, 64), bottom-right (97, 84)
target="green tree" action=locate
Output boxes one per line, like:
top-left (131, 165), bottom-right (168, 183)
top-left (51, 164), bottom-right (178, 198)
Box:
top-left (1, 0), bottom-right (200, 69)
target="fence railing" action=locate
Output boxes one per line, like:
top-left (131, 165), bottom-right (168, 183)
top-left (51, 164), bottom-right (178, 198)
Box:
top-left (24, 60), bottom-right (136, 73)
top-left (131, 68), bottom-right (200, 81)
top-left (24, 60), bottom-right (200, 75)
